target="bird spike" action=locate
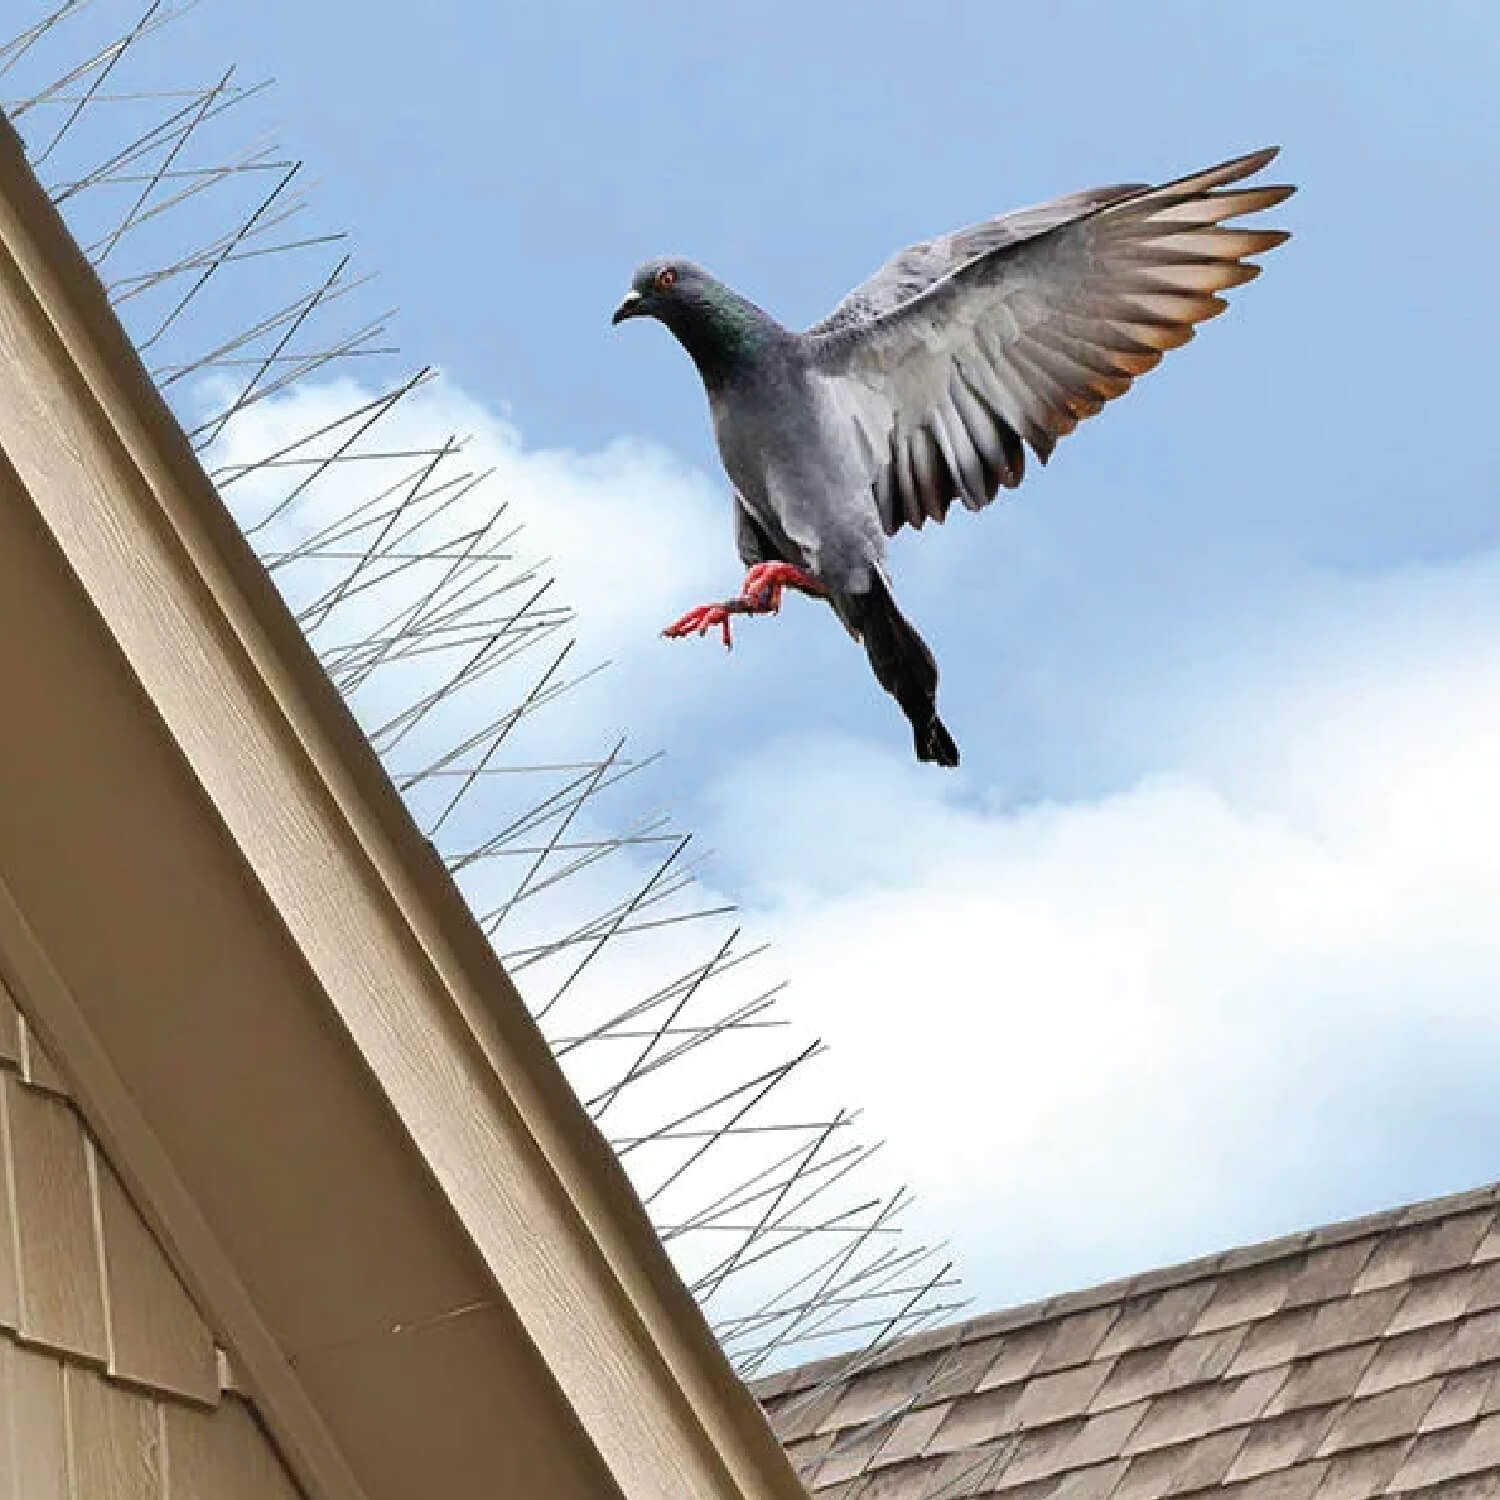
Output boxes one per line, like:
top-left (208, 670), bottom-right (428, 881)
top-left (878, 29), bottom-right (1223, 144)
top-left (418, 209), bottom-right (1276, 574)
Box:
top-left (2, 0), bottom-right (966, 1378)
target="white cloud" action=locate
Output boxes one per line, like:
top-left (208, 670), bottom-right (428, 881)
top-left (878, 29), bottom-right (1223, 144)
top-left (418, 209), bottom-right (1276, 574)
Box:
top-left (700, 547), bottom-right (1500, 1307)
top-left (205, 371), bottom-right (1500, 1325)
top-left (201, 373), bottom-right (939, 1360)
top-left (202, 373), bottom-right (740, 759)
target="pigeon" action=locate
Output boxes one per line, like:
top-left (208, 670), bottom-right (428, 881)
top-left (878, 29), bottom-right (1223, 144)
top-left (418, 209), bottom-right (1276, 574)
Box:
top-left (612, 147), bottom-right (1294, 766)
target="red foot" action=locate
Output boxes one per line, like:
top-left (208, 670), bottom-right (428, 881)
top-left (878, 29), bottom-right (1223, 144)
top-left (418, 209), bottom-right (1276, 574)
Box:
top-left (663, 601), bottom-right (740, 649)
top-left (662, 564), bottom-right (825, 651)
top-left (741, 561), bottom-right (825, 612)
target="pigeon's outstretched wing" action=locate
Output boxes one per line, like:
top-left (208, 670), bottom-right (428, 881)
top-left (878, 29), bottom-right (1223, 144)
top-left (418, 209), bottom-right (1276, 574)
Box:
top-left (808, 183), bottom-right (1146, 338)
top-left (807, 147), bottom-right (1293, 537)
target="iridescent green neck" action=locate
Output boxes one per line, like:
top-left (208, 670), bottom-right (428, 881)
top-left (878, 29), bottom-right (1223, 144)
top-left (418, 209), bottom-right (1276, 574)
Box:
top-left (664, 284), bottom-right (779, 387)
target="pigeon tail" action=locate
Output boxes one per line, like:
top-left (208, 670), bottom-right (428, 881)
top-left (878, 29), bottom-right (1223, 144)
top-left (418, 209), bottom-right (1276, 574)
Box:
top-left (846, 572), bottom-right (960, 768)
top-left (922, 713), bottom-right (960, 769)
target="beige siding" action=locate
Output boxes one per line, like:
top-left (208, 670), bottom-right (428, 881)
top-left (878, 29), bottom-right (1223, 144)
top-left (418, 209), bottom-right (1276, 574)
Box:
top-left (66, 1365), bottom-right (164, 1500)
top-left (0, 1072), bottom-right (16, 1334)
top-left (4, 1072), bottom-right (108, 1360)
top-left (94, 1150), bottom-right (220, 1403)
top-left (0, 1347), bottom-right (304, 1500)
top-left (0, 1060), bottom-right (219, 1402)
top-left (166, 1399), bottom-right (306, 1500)
top-left (6, 1341), bottom-right (68, 1500)
top-left (19, 1016), bottom-right (70, 1096)
top-left (0, 1015), bottom-right (305, 1499)
top-left (0, 979), bottom-right (19, 1069)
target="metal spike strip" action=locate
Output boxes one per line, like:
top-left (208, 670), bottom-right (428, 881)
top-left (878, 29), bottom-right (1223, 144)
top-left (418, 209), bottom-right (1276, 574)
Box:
top-left (3, 0), bottom-right (966, 1376)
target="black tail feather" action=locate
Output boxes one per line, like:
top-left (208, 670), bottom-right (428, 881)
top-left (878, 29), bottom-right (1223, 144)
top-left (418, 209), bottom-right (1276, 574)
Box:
top-left (922, 715), bottom-right (960, 768)
top-left (845, 573), bottom-right (960, 767)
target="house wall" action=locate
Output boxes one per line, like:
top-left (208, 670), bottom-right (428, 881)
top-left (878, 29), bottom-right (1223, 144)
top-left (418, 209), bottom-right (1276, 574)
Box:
top-left (0, 101), bottom-right (804, 1500)
top-left (0, 976), bottom-right (305, 1499)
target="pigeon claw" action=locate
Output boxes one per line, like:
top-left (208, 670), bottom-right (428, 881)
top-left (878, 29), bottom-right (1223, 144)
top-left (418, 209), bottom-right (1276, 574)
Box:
top-left (663, 601), bottom-right (739, 650)
top-left (741, 561), bottom-right (825, 613)
top-left (662, 567), bottom-right (822, 651)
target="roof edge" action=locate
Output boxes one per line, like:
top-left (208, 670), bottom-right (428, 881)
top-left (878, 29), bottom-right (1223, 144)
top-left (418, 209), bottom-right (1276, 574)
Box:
top-left (755, 1176), bottom-right (1500, 1400)
top-left (0, 108), bottom-right (804, 1500)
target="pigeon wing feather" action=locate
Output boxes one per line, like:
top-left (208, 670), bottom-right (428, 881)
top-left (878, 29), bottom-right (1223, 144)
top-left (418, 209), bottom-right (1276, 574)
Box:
top-left (807, 147), bottom-right (1294, 537)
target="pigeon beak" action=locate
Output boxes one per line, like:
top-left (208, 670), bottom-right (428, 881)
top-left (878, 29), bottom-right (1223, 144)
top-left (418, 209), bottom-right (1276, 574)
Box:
top-left (611, 290), bottom-right (645, 325)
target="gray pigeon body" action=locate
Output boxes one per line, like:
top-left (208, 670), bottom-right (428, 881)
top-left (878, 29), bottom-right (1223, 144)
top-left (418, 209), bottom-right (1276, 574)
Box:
top-left (613, 147), bottom-right (1294, 766)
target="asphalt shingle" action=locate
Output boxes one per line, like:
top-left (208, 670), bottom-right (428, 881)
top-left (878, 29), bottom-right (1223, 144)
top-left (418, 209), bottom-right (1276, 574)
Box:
top-left (756, 1182), bottom-right (1500, 1500)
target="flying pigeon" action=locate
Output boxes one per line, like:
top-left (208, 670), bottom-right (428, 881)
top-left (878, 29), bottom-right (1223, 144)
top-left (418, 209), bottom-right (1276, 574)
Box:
top-left (612, 147), bottom-right (1294, 766)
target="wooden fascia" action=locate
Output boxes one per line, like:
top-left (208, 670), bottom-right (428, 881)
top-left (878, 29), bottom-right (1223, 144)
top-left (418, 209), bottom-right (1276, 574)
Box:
top-left (0, 111), bottom-right (807, 1500)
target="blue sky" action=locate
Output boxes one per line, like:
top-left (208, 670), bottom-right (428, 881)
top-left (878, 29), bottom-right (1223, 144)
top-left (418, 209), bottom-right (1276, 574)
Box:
top-left (172, 0), bottom-right (1500, 784)
top-left (38, 1), bottom-right (1500, 1316)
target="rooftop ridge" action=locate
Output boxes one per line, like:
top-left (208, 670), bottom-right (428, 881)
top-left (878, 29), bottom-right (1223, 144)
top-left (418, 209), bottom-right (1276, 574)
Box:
top-left (754, 1177), bottom-right (1500, 1401)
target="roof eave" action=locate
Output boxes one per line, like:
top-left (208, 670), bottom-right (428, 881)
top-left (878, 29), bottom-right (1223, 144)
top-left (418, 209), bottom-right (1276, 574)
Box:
top-left (0, 108), bottom-right (805, 1500)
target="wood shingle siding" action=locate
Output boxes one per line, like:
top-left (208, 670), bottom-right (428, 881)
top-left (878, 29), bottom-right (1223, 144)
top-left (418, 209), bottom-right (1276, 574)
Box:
top-left (5, 1073), bottom-right (109, 1360)
top-left (0, 1065), bottom-right (219, 1401)
top-left (95, 1151), bottom-right (222, 1403)
top-left (0, 1017), bottom-right (305, 1497)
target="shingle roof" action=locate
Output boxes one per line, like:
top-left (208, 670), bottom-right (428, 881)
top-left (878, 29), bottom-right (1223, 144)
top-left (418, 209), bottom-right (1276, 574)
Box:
top-left (753, 1182), bottom-right (1500, 1500)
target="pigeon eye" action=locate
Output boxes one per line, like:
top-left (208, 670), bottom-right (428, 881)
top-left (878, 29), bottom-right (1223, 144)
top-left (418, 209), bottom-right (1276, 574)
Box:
top-left (655, 266), bottom-right (678, 292)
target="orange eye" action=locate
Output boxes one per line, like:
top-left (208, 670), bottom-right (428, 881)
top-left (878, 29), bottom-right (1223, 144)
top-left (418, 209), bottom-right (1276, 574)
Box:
top-left (655, 265), bottom-right (677, 292)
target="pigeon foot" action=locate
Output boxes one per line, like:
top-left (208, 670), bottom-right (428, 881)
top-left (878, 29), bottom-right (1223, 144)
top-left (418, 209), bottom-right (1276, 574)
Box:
top-left (741, 561), bottom-right (825, 612)
top-left (662, 599), bottom-right (751, 649)
top-left (662, 564), bottom-right (824, 649)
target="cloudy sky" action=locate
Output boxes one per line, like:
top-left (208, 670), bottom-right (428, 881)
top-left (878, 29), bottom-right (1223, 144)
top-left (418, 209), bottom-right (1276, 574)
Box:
top-left (52, 0), bottom-right (1500, 1315)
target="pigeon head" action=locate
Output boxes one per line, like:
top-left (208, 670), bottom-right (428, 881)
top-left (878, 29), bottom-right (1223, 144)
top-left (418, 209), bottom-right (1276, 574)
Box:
top-left (612, 258), bottom-right (779, 385)
top-left (611, 257), bottom-right (703, 325)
